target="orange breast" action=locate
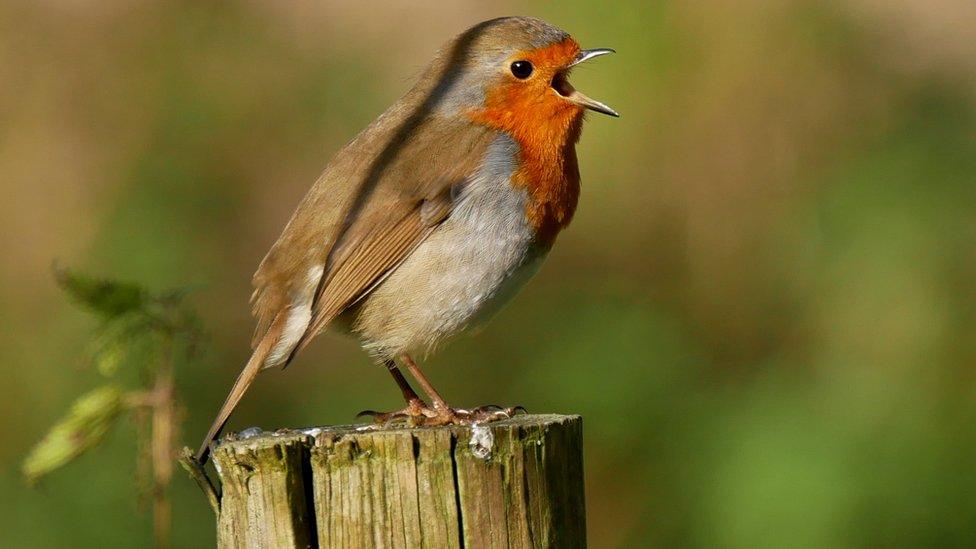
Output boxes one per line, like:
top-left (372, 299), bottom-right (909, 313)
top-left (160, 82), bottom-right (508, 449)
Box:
top-left (468, 38), bottom-right (584, 245)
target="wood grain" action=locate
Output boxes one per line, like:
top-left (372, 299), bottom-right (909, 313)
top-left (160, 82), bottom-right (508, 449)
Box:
top-left (211, 414), bottom-right (585, 548)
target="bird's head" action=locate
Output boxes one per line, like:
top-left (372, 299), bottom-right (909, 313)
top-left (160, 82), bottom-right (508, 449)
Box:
top-left (416, 17), bottom-right (616, 142)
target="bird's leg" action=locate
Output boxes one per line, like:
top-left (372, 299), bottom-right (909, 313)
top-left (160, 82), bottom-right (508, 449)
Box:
top-left (360, 355), bottom-right (525, 425)
top-left (386, 359), bottom-right (427, 409)
top-left (400, 354), bottom-right (525, 424)
top-left (400, 354), bottom-right (452, 413)
top-left (357, 360), bottom-right (432, 424)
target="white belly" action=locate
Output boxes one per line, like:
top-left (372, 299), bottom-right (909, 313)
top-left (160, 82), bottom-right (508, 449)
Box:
top-left (348, 135), bottom-right (546, 358)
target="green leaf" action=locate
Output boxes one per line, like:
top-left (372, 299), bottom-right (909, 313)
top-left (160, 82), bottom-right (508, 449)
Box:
top-left (22, 385), bottom-right (125, 484)
top-left (92, 340), bottom-right (125, 377)
top-left (53, 265), bottom-right (147, 320)
top-left (86, 313), bottom-right (153, 376)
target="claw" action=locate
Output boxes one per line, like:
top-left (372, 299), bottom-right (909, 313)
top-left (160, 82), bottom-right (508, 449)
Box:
top-left (357, 402), bottom-right (526, 427)
top-left (356, 408), bottom-right (417, 426)
top-left (457, 404), bottom-right (527, 422)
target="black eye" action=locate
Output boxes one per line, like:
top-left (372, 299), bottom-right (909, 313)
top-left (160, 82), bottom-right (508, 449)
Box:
top-left (510, 60), bottom-right (533, 79)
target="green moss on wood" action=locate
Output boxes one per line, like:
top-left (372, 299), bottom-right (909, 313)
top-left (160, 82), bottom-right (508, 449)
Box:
top-left (211, 415), bottom-right (585, 548)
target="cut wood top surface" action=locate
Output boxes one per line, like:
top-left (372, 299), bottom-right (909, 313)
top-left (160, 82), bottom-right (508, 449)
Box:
top-left (213, 413), bottom-right (581, 453)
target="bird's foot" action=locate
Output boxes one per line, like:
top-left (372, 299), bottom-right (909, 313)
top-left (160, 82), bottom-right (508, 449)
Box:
top-left (452, 404), bottom-right (527, 423)
top-left (358, 402), bottom-right (526, 427)
top-left (357, 397), bottom-right (434, 426)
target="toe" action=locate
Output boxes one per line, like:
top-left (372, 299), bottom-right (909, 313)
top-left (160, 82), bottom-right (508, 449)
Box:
top-left (357, 409), bottom-right (381, 418)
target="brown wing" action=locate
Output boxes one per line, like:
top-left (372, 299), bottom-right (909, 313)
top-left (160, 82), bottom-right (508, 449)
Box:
top-left (249, 95), bottom-right (497, 361)
top-left (292, 185), bottom-right (455, 356)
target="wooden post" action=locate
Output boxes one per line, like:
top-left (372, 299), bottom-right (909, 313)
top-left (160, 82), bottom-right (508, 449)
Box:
top-left (208, 414), bottom-right (585, 548)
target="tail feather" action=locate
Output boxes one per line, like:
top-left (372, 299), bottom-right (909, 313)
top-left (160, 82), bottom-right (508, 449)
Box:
top-left (195, 315), bottom-right (285, 464)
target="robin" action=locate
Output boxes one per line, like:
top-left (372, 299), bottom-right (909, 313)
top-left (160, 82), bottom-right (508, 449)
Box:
top-left (195, 16), bottom-right (616, 463)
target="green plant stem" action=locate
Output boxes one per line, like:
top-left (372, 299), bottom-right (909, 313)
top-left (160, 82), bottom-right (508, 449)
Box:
top-left (151, 334), bottom-right (176, 549)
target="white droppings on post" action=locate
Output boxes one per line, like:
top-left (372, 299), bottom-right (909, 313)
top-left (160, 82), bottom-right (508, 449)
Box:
top-left (469, 422), bottom-right (494, 460)
top-left (238, 426), bottom-right (263, 439)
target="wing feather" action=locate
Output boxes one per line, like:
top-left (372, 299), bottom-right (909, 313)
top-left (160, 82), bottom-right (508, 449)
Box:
top-left (255, 128), bottom-right (495, 366)
top-left (291, 193), bottom-right (451, 357)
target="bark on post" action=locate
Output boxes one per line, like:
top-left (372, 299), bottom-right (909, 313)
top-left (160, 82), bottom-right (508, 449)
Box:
top-left (209, 414), bottom-right (586, 548)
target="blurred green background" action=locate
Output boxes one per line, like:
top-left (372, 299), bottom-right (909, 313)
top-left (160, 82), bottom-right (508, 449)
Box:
top-left (2, 1), bottom-right (975, 547)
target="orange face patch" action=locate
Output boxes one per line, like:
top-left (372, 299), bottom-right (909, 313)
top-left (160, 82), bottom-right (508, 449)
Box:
top-left (469, 37), bottom-right (584, 244)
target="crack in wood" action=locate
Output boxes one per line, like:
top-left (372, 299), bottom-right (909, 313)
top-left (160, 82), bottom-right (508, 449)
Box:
top-left (209, 414), bottom-right (585, 548)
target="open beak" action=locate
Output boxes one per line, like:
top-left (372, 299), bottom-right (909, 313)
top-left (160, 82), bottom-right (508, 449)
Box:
top-left (552, 48), bottom-right (619, 117)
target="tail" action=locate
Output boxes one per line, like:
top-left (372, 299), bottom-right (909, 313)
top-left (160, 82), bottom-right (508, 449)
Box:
top-left (195, 315), bottom-right (285, 464)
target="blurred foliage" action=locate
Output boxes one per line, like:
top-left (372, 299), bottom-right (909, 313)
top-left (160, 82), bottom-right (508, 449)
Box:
top-left (53, 266), bottom-right (148, 320)
top-left (21, 267), bottom-right (202, 546)
top-left (22, 385), bottom-right (124, 484)
top-left (1, 1), bottom-right (975, 547)
top-left (51, 266), bottom-right (202, 377)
